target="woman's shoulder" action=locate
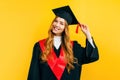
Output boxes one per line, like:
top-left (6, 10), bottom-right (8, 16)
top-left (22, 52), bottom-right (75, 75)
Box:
top-left (71, 40), bottom-right (82, 47)
top-left (34, 38), bottom-right (47, 45)
top-left (38, 38), bottom-right (47, 42)
top-left (33, 42), bottom-right (40, 50)
top-left (33, 38), bottom-right (46, 48)
top-left (34, 38), bottom-right (47, 49)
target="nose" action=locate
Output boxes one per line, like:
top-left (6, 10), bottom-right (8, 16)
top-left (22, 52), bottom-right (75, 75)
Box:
top-left (55, 22), bottom-right (60, 27)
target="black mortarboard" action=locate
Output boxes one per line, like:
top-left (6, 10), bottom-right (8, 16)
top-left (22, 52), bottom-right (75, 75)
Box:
top-left (52, 5), bottom-right (78, 25)
top-left (52, 5), bottom-right (81, 33)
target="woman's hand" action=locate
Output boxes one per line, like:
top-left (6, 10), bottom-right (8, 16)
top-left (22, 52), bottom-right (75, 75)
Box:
top-left (80, 24), bottom-right (92, 40)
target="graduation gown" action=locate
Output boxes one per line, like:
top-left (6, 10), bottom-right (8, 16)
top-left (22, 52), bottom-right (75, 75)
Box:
top-left (27, 39), bottom-right (99, 80)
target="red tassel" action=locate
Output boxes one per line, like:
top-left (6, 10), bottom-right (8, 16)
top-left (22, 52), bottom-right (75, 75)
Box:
top-left (76, 25), bottom-right (79, 33)
top-left (76, 22), bottom-right (81, 33)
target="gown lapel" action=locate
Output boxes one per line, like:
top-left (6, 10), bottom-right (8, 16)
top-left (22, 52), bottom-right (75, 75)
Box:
top-left (39, 39), bottom-right (73, 80)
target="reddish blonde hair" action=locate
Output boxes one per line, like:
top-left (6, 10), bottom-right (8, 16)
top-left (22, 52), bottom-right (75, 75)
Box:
top-left (40, 16), bottom-right (76, 72)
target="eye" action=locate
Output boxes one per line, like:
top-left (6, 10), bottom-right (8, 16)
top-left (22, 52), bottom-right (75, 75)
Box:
top-left (60, 22), bottom-right (64, 25)
top-left (54, 20), bottom-right (58, 22)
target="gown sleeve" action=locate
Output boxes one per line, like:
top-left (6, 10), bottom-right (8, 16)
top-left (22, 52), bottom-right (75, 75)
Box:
top-left (73, 38), bottom-right (99, 65)
top-left (27, 42), bottom-right (41, 80)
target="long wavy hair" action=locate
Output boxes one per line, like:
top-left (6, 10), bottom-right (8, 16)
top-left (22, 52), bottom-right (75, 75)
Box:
top-left (40, 16), bottom-right (76, 73)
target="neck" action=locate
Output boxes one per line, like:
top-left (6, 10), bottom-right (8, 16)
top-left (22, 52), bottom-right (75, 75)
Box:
top-left (54, 36), bottom-right (62, 41)
top-left (54, 35), bottom-right (62, 38)
top-left (53, 36), bottom-right (62, 49)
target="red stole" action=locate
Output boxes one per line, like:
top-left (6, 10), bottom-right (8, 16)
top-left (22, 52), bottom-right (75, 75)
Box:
top-left (39, 39), bottom-right (73, 80)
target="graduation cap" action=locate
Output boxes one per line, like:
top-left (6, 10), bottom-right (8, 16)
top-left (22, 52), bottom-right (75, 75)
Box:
top-left (52, 5), bottom-right (81, 33)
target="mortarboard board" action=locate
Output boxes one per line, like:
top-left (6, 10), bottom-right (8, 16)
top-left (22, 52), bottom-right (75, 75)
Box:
top-left (52, 5), bottom-right (81, 33)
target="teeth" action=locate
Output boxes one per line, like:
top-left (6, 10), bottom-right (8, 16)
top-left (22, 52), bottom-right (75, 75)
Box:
top-left (55, 27), bottom-right (59, 31)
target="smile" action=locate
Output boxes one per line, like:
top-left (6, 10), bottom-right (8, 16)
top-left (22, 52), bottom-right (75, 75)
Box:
top-left (54, 27), bottom-right (60, 31)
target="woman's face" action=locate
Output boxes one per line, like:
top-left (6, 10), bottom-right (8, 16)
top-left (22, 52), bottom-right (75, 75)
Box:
top-left (52, 17), bottom-right (67, 36)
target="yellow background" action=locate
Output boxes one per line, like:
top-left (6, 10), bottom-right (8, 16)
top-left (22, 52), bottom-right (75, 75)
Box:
top-left (0, 0), bottom-right (120, 80)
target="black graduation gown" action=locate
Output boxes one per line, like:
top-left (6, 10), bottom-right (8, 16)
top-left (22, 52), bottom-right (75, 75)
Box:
top-left (27, 39), bottom-right (99, 80)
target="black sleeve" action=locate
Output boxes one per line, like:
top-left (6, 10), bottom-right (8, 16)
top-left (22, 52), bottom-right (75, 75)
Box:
top-left (27, 42), bottom-right (41, 80)
top-left (73, 38), bottom-right (99, 65)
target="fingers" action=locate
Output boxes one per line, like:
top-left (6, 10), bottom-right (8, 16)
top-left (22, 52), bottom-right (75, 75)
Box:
top-left (80, 24), bottom-right (88, 30)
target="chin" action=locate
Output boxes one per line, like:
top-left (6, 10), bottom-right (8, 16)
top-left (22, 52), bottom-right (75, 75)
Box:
top-left (53, 32), bottom-right (61, 36)
top-left (52, 30), bottom-right (63, 36)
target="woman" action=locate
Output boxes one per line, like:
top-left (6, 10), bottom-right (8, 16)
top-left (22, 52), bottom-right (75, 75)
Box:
top-left (27, 5), bottom-right (99, 80)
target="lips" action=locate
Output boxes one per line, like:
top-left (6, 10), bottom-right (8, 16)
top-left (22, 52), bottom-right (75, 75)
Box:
top-left (53, 26), bottom-right (60, 31)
